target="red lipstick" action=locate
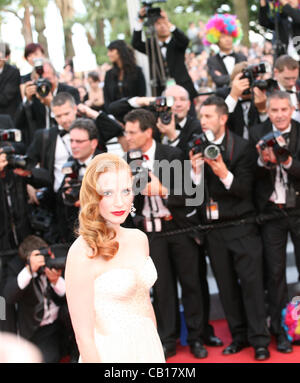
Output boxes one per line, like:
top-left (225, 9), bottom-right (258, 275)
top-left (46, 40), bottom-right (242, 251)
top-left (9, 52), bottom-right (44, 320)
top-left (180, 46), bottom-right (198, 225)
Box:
top-left (111, 211), bottom-right (126, 216)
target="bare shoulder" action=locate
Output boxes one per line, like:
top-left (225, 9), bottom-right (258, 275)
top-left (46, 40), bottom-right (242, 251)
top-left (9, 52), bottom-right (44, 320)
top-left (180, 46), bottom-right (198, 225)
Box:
top-left (123, 227), bottom-right (148, 243)
top-left (67, 235), bottom-right (93, 265)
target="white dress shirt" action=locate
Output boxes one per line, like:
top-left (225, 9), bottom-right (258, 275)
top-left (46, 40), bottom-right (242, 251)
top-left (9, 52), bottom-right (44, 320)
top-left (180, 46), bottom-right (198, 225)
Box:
top-left (219, 51), bottom-right (235, 76)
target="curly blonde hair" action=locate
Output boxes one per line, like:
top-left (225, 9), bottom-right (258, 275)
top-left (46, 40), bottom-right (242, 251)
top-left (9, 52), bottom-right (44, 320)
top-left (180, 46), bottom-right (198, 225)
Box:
top-left (78, 153), bottom-right (131, 258)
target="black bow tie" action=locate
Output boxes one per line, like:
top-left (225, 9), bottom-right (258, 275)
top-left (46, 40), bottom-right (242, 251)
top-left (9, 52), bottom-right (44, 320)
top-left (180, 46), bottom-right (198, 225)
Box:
top-left (59, 129), bottom-right (68, 138)
top-left (286, 90), bottom-right (296, 94)
top-left (282, 132), bottom-right (290, 141)
top-left (161, 42), bottom-right (168, 48)
top-left (78, 162), bottom-right (86, 169)
top-left (221, 53), bottom-right (234, 59)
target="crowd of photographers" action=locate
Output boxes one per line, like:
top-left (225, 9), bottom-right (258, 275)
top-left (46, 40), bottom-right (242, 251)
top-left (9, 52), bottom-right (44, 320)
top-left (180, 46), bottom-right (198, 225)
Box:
top-left (1, 0), bottom-right (300, 362)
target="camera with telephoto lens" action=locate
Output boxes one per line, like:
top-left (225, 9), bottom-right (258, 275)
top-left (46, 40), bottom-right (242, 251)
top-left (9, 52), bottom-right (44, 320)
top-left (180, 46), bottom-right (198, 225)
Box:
top-left (127, 149), bottom-right (151, 194)
top-left (241, 62), bottom-right (272, 95)
top-left (258, 130), bottom-right (290, 163)
top-left (0, 129), bottom-right (22, 143)
top-left (35, 247), bottom-right (67, 271)
top-left (188, 131), bottom-right (220, 160)
top-left (61, 160), bottom-right (82, 206)
top-left (141, 0), bottom-right (167, 20)
top-left (150, 96), bottom-right (174, 124)
top-left (1, 146), bottom-right (30, 169)
top-left (33, 58), bottom-right (52, 98)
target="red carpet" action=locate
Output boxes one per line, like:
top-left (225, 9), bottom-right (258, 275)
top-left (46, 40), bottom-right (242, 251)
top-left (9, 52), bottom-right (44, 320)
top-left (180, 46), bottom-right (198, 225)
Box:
top-left (167, 319), bottom-right (300, 363)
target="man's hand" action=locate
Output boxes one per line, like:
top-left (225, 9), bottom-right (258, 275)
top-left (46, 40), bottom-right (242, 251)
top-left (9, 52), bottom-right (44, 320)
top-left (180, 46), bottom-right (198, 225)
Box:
top-left (0, 152), bottom-right (8, 172)
top-left (256, 142), bottom-right (277, 164)
top-left (77, 103), bottom-right (98, 119)
top-left (27, 184), bottom-right (39, 205)
top-left (13, 168), bottom-right (32, 178)
top-left (24, 81), bottom-right (37, 102)
top-left (142, 172), bottom-right (168, 197)
top-left (45, 267), bottom-right (62, 285)
top-left (160, 10), bottom-right (174, 30)
top-left (157, 113), bottom-right (177, 141)
top-left (205, 154), bottom-right (229, 179)
top-left (28, 250), bottom-right (46, 274)
top-left (189, 150), bottom-right (204, 175)
top-left (135, 97), bottom-right (156, 107)
top-left (253, 87), bottom-right (267, 114)
top-left (230, 72), bottom-right (250, 100)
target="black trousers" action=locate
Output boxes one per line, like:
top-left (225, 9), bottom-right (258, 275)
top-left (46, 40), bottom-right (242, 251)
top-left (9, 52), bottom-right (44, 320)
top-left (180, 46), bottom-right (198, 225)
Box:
top-left (260, 208), bottom-right (300, 335)
top-left (30, 322), bottom-right (62, 363)
top-left (148, 223), bottom-right (205, 348)
top-left (206, 224), bottom-right (270, 348)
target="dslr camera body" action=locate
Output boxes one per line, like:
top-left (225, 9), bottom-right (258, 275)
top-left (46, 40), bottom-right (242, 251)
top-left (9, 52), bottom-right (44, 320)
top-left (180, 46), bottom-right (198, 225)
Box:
top-left (188, 131), bottom-right (220, 160)
top-left (127, 149), bottom-right (151, 194)
top-left (61, 160), bottom-right (83, 206)
top-left (241, 62), bottom-right (273, 95)
top-left (150, 96), bottom-right (174, 124)
top-left (30, 247), bottom-right (67, 273)
top-left (1, 146), bottom-right (29, 170)
top-left (258, 130), bottom-right (290, 163)
top-left (33, 58), bottom-right (52, 98)
top-left (141, 0), bottom-right (167, 21)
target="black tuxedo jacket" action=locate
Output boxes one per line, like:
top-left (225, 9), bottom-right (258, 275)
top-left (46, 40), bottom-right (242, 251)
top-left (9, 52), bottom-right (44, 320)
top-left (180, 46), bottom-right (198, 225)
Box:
top-left (227, 100), bottom-right (261, 138)
top-left (174, 116), bottom-right (202, 158)
top-left (207, 52), bottom-right (247, 88)
top-left (0, 63), bottom-right (22, 120)
top-left (3, 255), bottom-right (65, 340)
top-left (125, 142), bottom-right (202, 238)
top-left (103, 65), bottom-right (146, 113)
top-left (259, 4), bottom-right (300, 53)
top-left (249, 119), bottom-right (300, 212)
top-left (132, 28), bottom-right (198, 99)
top-left (15, 82), bottom-right (80, 148)
top-left (199, 130), bottom-right (257, 239)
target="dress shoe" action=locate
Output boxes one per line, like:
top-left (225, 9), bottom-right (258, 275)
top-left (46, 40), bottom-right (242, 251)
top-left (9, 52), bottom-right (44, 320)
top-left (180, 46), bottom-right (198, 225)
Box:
top-left (222, 341), bottom-right (249, 355)
top-left (276, 334), bottom-right (293, 353)
top-left (190, 341), bottom-right (208, 359)
top-left (254, 347), bottom-right (270, 361)
top-left (163, 345), bottom-right (176, 360)
top-left (204, 335), bottom-right (224, 347)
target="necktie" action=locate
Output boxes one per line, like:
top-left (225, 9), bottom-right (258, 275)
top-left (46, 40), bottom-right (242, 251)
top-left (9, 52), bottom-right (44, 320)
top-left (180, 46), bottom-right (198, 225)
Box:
top-left (143, 153), bottom-right (149, 161)
top-left (286, 90), bottom-right (296, 94)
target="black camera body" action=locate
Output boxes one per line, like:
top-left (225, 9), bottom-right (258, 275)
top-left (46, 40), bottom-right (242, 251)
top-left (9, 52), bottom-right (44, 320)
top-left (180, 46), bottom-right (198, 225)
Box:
top-left (61, 160), bottom-right (82, 206)
top-left (30, 187), bottom-right (54, 233)
top-left (141, 0), bottom-right (167, 20)
top-left (0, 129), bottom-right (22, 143)
top-left (188, 132), bottom-right (220, 160)
top-left (33, 58), bottom-right (52, 98)
top-left (37, 247), bottom-right (67, 270)
top-left (258, 131), bottom-right (290, 163)
top-left (127, 149), bottom-right (151, 194)
top-left (241, 62), bottom-right (271, 95)
top-left (1, 146), bottom-right (29, 170)
top-left (150, 96), bottom-right (174, 124)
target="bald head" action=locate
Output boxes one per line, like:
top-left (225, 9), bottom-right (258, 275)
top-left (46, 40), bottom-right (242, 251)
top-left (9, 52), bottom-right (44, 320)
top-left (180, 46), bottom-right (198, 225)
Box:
top-left (164, 85), bottom-right (191, 121)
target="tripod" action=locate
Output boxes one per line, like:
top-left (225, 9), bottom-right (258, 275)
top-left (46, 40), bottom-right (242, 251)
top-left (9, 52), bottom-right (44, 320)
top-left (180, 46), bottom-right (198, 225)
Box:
top-left (143, 16), bottom-right (168, 96)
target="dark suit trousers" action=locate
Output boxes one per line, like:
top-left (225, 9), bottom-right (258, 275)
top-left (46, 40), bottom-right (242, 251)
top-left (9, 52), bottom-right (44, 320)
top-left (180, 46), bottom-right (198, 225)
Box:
top-left (260, 209), bottom-right (300, 335)
top-left (206, 225), bottom-right (270, 348)
top-left (148, 222), bottom-right (205, 347)
top-left (30, 322), bottom-right (61, 363)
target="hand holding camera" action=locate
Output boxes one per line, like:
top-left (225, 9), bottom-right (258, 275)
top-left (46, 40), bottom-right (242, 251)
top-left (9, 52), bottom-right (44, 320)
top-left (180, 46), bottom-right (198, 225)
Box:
top-left (256, 131), bottom-right (292, 166)
top-left (157, 112), bottom-right (177, 141)
top-left (230, 72), bottom-right (250, 100)
top-left (27, 250), bottom-right (46, 274)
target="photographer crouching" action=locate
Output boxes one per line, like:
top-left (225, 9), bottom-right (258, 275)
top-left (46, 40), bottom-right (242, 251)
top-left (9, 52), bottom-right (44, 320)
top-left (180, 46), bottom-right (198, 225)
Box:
top-left (250, 90), bottom-right (300, 353)
top-left (2, 235), bottom-right (78, 363)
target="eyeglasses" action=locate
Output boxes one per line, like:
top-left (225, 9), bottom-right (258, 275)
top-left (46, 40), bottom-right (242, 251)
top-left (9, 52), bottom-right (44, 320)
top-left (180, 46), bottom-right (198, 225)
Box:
top-left (70, 139), bottom-right (90, 144)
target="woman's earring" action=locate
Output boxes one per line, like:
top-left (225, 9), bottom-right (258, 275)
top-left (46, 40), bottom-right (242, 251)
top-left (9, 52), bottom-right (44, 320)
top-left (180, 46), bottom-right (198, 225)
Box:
top-left (130, 203), bottom-right (136, 213)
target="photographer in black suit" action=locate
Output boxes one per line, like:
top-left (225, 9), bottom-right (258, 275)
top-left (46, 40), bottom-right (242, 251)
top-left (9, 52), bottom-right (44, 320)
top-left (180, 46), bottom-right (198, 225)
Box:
top-left (15, 59), bottom-right (80, 148)
top-left (250, 90), bottom-right (300, 354)
top-left (132, 7), bottom-right (197, 100)
top-left (259, 0), bottom-right (300, 60)
top-left (58, 118), bottom-right (104, 244)
top-left (190, 96), bottom-right (270, 361)
top-left (3, 235), bottom-right (68, 363)
top-left (124, 108), bottom-right (209, 360)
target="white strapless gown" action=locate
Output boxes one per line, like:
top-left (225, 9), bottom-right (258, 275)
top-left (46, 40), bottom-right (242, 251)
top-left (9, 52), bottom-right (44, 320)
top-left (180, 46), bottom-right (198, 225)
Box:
top-left (79, 256), bottom-right (165, 363)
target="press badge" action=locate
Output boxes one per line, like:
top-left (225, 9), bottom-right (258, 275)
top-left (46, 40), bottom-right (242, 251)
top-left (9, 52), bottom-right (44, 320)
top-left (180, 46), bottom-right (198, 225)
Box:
top-left (206, 199), bottom-right (219, 220)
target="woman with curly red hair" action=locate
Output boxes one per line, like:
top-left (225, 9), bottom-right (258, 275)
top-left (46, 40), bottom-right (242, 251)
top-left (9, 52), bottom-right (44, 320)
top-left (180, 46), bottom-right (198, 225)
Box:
top-left (65, 153), bottom-right (165, 363)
